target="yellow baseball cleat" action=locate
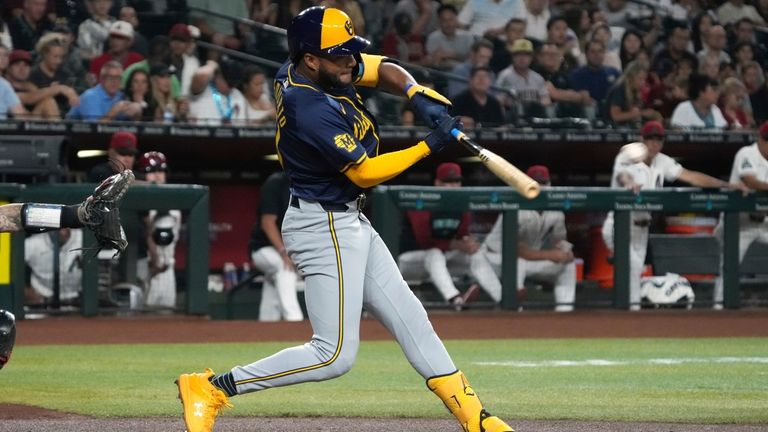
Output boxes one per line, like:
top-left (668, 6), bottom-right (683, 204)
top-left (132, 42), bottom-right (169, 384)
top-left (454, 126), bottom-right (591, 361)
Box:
top-left (176, 368), bottom-right (232, 432)
top-left (479, 409), bottom-right (514, 432)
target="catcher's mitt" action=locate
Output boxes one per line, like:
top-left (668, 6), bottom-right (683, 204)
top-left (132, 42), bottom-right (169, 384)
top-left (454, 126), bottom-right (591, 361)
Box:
top-left (0, 309), bottom-right (15, 370)
top-left (78, 170), bottom-right (135, 256)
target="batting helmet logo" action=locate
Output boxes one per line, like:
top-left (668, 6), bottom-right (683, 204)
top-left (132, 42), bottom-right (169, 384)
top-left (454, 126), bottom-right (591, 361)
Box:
top-left (287, 6), bottom-right (370, 63)
top-left (0, 310), bottom-right (16, 370)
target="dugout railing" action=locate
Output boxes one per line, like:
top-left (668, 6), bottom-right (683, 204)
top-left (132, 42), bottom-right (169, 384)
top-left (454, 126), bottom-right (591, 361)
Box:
top-left (372, 186), bottom-right (768, 310)
top-left (0, 183), bottom-right (210, 318)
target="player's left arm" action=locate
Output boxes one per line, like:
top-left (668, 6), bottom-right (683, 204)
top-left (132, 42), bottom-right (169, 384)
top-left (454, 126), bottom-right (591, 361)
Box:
top-left (354, 54), bottom-right (451, 128)
top-left (678, 168), bottom-right (743, 190)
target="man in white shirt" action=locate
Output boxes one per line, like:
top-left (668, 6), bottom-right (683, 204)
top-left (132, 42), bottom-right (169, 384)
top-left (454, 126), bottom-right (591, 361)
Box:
top-left (716, 0), bottom-right (766, 26)
top-left (512, 0), bottom-right (551, 42)
top-left (670, 74), bottom-right (727, 129)
top-left (496, 38), bottom-right (551, 117)
top-left (713, 121), bottom-right (768, 309)
top-left (425, 4), bottom-right (476, 71)
top-left (188, 59), bottom-right (245, 125)
top-left (458, 0), bottom-right (520, 39)
top-left (602, 121), bottom-right (741, 310)
top-left (25, 229), bottom-right (83, 304)
top-left (468, 165), bottom-right (576, 311)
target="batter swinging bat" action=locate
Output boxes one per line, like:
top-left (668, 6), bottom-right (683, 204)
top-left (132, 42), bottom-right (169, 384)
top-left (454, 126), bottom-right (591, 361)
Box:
top-left (451, 129), bottom-right (540, 199)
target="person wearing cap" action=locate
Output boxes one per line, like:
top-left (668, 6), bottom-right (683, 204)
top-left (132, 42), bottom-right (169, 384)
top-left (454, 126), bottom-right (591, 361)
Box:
top-left (451, 65), bottom-right (506, 128)
top-left (67, 60), bottom-right (143, 122)
top-left (88, 20), bottom-right (145, 77)
top-left (399, 162), bottom-right (482, 308)
top-left (670, 73), bottom-right (727, 130)
top-left (496, 38), bottom-right (551, 118)
top-left (168, 23), bottom-right (200, 97)
top-left (77, 0), bottom-right (116, 61)
top-left (137, 151), bottom-right (182, 309)
top-left (121, 35), bottom-right (183, 98)
top-left (5, 49), bottom-right (61, 118)
top-left (470, 165), bottom-right (577, 311)
top-left (174, 6), bottom-right (513, 432)
top-left (602, 120), bottom-right (745, 311)
top-left (118, 6), bottom-right (148, 56)
top-left (712, 121), bottom-right (768, 309)
top-left (187, 58), bottom-right (246, 125)
top-left (87, 131), bottom-right (138, 183)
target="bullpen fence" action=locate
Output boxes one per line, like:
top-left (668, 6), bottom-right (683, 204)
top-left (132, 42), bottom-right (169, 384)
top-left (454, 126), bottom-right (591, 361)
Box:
top-left (372, 186), bottom-right (768, 310)
top-left (0, 184), bottom-right (209, 318)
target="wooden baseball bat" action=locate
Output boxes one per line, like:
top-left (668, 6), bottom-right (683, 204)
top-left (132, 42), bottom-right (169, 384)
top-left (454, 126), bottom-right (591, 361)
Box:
top-left (451, 129), bottom-right (540, 199)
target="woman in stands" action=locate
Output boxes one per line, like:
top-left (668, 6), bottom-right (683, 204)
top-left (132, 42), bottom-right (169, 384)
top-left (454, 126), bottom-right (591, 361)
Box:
top-left (236, 65), bottom-right (276, 126)
top-left (606, 60), bottom-right (661, 127)
top-left (124, 68), bottom-right (155, 121)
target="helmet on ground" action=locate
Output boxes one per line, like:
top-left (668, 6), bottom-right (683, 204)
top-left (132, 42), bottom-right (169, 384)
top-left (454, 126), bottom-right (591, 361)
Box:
top-left (137, 151), bottom-right (168, 173)
top-left (287, 6), bottom-right (370, 63)
top-left (0, 310), bottom-right (16, 370)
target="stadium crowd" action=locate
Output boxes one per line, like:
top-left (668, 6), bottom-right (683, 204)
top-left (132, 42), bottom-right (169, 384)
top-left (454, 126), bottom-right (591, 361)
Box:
top-left (0, 0), bottom-right (767, 129)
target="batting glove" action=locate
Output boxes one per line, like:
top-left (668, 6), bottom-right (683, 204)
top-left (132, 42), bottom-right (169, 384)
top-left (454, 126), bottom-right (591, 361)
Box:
top-left (405, 83), bottom-right (452, 128)
top-left (424, 116), bottom-right (463, 153)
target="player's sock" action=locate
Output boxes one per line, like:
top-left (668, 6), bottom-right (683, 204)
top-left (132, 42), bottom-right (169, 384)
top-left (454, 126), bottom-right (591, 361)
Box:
top-left (210, 372), bottom-right (237, 397)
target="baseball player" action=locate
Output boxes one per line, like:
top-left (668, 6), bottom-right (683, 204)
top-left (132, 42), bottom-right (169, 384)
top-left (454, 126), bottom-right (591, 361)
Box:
top-left (248, 171), bottom-right (304, 322)
top-left (176, 6), bottom-right (513, 432)
top-left (713, 121), bottom-right (768, 309)
top-left (602, 120), bottom-right (743, 310)
top-left (24, 228), bottom-right (83, 304)
top-left (139, 152), bottom-right (181, 309)
top-left (398, 162), bottom-right (480, 308)
top-left (469, 165), bottom-right (576, 311)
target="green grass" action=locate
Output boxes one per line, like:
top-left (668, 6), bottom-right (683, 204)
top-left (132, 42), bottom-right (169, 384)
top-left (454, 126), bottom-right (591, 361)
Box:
top-left (2, 338), bottom-right (767, 423)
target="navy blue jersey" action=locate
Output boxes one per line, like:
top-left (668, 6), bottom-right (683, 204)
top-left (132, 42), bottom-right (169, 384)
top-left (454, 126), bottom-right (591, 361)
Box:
top-left (273, 60), bottom-right (381, 204)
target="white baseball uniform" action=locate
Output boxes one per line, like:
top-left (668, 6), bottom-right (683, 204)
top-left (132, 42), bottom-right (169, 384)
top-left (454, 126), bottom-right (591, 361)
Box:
top-left (251, 246), bottom-right (304, 322)
top-left (602, 149), bottom-right (683, 309)
top-left (24, 229), bottom-right (83, 301)
top-left (471, 212), bottom-right (576, 310)
top-left (145, 210), bottom-right (181, 308)
top-left (713, 142), bottom-right (768, 304)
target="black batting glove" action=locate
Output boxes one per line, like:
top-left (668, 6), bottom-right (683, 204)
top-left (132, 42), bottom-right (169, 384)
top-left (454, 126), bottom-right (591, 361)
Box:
top-left (424, 116), bottom-right (463, 153)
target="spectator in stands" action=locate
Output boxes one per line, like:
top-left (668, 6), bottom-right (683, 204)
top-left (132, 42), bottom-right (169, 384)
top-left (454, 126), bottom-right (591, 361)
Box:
top-left (8, 0), bottom-right (53, 52)
top-left (606, 61), bottom-right (660, 126)
top-left (469, 165), bottom-right (576, 311)
top-left (124, 68), bottom-right (155, 121)
top-left (188, 0), bottom-right (248, 55)
top-left (719, 76), bottom-right (754, 129)
top-left (150, 63), bottom-right (178, 123)
top-left (730, 18), bottom-right (767, 68)
top-left (48, 25), bottom-right (88, 93)
top-left (448, 38), bottom-right (494, 98)
top-left (77, 0), bottom-right (115, 61)
top-left (670, 74), bottom-right (727, 129)
top-left (458, 0), bottom-right (519, 39)
top-left (496, 38), bottom-right (551, 118)
top-left (381, 12), bottom-right (426, 64)
top-left (533, 42), bottom-right (593, 118)
top-left (600, 0), bottom-right (639, 28)
top-left (398, 162), bottom-right (481, 310)
top-left (0, 73), bottom-right (26, 119)
top-left (89, 21), bottom-right (145, 78)
top-left (568, 40), bottom-right (620, 108)
top-left (321, 0), bottom-right (366, 36)
top-left (691, 11), bottom-right (716, 53)
top-left (67, 60), bottom-right (142, 122)
top-left (0, 17), bottom-right (12, 50)
top-left (713, 121), bottom-right (768, 310)
top-left (393, 0), bottom-right (441, 38)
top-left (651, 23), bottom-right (698, 76)
top-left (545, 16), bottom-right (579, 73)
top-left (732, 41), bottom-right (756, 71)
top-left (0, 45), bottom-right (8, 75)
top-left (122, 36), bottom-right (182, 99)
top-left (87, 131), bottom-right (137, 182)
top-left (24, 229), bottom-right (83, 305)
top-left (248, 170), bottom-right (304, 322)
top-left (451, 66), bottom-right (506, 128)
top-left (742, 61), bottom-right (768, 124)
top-left (619, 29), bottom-right (645, 70)
top-left (118, 5), bottom-right (148, 56)
top-left (717, 0), bottom-right (766, 26)
top-left (5, 49), bottom-right (61, 118)
top-left (646, 59), bottom-right (681, 120)
top-left (29, 33), bottom-right (80, 115)
top-left (513, 0), bottom-right (551, 43)
top-left (236, 65), bottom-right (276, 126)
top-left (490, 18), bottom-right (526, 73)
top-left (425, 4), bottom-right (475, 71)
top-left (585, 22), bottom-right (621, 71)
top-left (698, 54), bottom-right (721, 81)
top-left (168, 24), bottom-right (200, 96)
top-left (188, 59), bottom-right (245, 125)
top-left (698, 24), bottom-right (731, 65)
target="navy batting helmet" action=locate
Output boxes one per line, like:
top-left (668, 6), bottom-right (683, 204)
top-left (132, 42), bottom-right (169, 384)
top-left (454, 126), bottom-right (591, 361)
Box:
top-left (0, 310), bottom-right (16, 370)
top-left (287, 6), bottom-right (370, 63)
top-left (137, 151), bottom-right (168, 173)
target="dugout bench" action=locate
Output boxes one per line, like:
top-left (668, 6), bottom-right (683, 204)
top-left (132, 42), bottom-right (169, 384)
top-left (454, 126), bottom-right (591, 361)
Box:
top-left (372, 185), bottom-right (768, 310)
top-left (0, 183), bottom-right (210, 318)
